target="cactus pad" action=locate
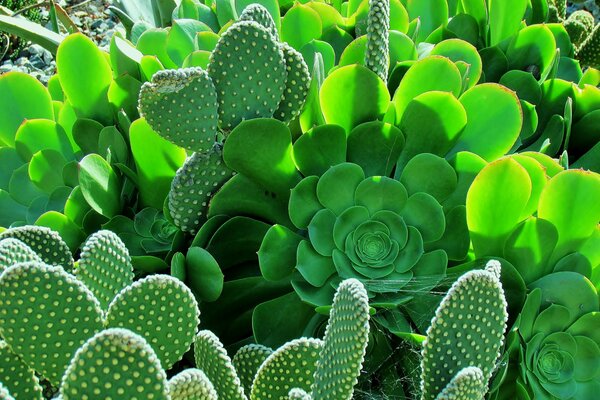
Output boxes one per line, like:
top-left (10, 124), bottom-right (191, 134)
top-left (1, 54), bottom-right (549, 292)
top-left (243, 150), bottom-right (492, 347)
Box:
top-left (0, 383), bottom-right (14, 400)
top-left (250, 338), bottom-right (324, 400)
top-left (75, 230), bottom-right (134, 310)
top-left (139, 67), bottom-right (219, 153)
top-left (60, 328), bottom-right (169, 400)
top-left (208, 20), bottom-right (287, 131)
top-left (435, 367), bottom-right (486, 400)
top-left (233, 344), bottom-right (274, 395)
top-left (0, 239), bottom-right (42, 273)
top-left (565, 10), bottom-right (595, 47)
top-left (238, 4), bottom-right (278, 40)
top-left (420, 260), bottom-right (508, 400)
top-left (194, 330), bottom-right (246, 400)
top-left (0, 262), bottom-right (103, 385)
top-left (0, 226), bottom-right (73, 270)
top-left (311, 279), bottom-right (370, 400)
top-left (106, 274), bottom-right (200, 370)
top-left (288, 388), bottom-right (311, 400)
top-left (364, 0), bottom-right (390, 81)
top-left (169, 369), bottom-right (218, 400)
top-left (274, 44), bottom-right (311, 123)
top-left (577, 24), bottom-right (600, 68)
top-left (168, 148), bottom-right (235, 234)
top-left (0, 340), bottom-right (43, 400)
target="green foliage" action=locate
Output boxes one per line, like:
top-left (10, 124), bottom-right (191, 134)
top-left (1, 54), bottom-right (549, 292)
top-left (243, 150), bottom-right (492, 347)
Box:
top-left (420, 261), bottom-right (508, 400)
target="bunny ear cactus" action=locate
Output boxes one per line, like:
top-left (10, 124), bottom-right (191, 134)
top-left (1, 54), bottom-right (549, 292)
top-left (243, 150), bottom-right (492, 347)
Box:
top-left (288, 388), bottom-right (311, 400)
top-left (168, 369), bottom-right (218, 400)
top-left (232, 344), bottom-right (274, 395)
top-left (435, 367), bottom-right (486, 400)
top-left (311, 278), bottom-right (370, 400)
top-left (564, 10), bottom-right (595, 48)
top-left (0, 340), bottom-right (43, 400)
top-left (168, 147), bottom-right (235, 234)
top-left (364, 0), bottom-right (390, 81)
top-left (0, 226), bottom-right (73, 270)
top-left (577, 24), bottom-right (600, 68)
top-left (275, 43), bottom-right (311, 124)
top-left (60, 328), bottom-right (170, 400)
top-left (238, 3), bottom-right (279, 40)
top-left (75, 230), bottom-right (134, 310)
top-left (420, 261), bottom-right (508, 400)
top-left (139, 67), bottom-right (219, 153)
top-left (0, 262), bottom-right (104, 386)
top-left (0, 238), bottom-right (41, 272)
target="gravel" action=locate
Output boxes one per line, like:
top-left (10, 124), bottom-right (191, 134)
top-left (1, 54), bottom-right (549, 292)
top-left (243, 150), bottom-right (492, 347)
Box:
top-left (0, 0), bottom-right (121, 84)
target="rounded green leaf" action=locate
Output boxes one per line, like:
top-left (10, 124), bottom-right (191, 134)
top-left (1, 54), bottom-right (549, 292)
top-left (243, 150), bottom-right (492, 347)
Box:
top-left (405, 0), bottom-right (448, 42)
top-left (448, 84), bottom-right (522, 161)
top-left (185, 247), bottom-right (224, 302)
top-left (15, 119), bottom-right (74, 162)
top-left (78, 154), bottom-right (121, 218)
top-left (320, 65), bottom-right (390, 133)
top-left (29, 150), bottom-right (67, 193)
top-left (505, 24), bottom-right (557, 79)
top-left (316, 163), bottom-right (365, 215)
top-left (281, 3), bottom-right (322, 50)
top-left (430, 39), bottom-right (482, 89)
top-left (0, 72), bottom-right (54, 147)
top-left (392, 56), bottom-right (463, 123)
top-left (292, 124), bottom-right (347, 177)
top-left (400, 153), bottom-right (457, 203)
top-left (347, 121), bottom-right (405, 177)
top-left (56, 33), bottom-right (114, 124)
top-left (467, 158), bottom-right (532, 257)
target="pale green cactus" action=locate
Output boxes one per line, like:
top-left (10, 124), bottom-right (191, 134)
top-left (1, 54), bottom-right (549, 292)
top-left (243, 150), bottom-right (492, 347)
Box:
top-left (232, 344), bottom-right (274, 395)
top-left (238, 3), bottom-right (278, 40)
top-left (434, 367), bottom-right (486, 400)
top-left (194, 330), bottom-right (247, 400)
top-left (168, 147), bottom-right (235, 234)
top-left (564, 10), bottom-right (595, 47)
top-left (60, 328), bottom-right (170, 400)
top-left (420, 260), bottom-right (508, 400)
top-left (364, 0), bottom-right (390, 81)
top-left (169, 369), bottom-right (218, 400)
top-left (577, 24), bottom-right (600, 68)
top-left (0, 340), bottom-right (43, 400)
top-left (139, 67), bottom-right (219, 153)
top-left (0, 238), bottom-right (41, 273)
top-left (275, 43), bottom-right (311, 123)
top-left (75, 230), bottom-right (134, 310)
top-left (0, 226), bottom-right (73, 270)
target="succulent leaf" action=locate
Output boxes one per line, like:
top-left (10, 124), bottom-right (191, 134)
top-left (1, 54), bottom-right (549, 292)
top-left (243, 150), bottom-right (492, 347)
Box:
top-left (169, 368), bottom-right (218, 400)
top-left (311, 279), bottom-right (370, 400)
top-left (60, 328), bottom-right (169, 400)
top-left (250, 338), bottom-right (323, 400)
top-left (0, 262), bottom-right (103, 386)
top-left (0, 340), bottom-right (43, 400)
top-left (0, 238), bottom-right (41, 273)
top-left (208, 20), bottom-right (287, 131)
top-left (139, 67), bottom-right (219, 153)
top-left (0, 226), bottom-right (73, 270)
top-left (232, 344), bottom-right (274, 395)
top-left (75, 230), bottom-right (134, 310)
top-left (420, 260), bottom-right (508, 400)
top-left (194, 330), bottom-right (247, 400)
top-left (106, 274), bottom-right (200, 370)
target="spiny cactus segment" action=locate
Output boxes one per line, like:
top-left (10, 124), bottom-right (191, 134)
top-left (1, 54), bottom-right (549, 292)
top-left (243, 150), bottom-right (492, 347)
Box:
top-left (420, 260), bottom-right (508, 400)
top-left (105, 274), bottom-right (200, 370)
top-left (168, 368), bottom-right (218, 400)
top-left (60, 328), bottom-right (170, 400)
top-left (577, 24), bottom-right (600, 68)
top-left (207, 20), bottom-right (287, 131)
top-left (168, 148), bottom-right (235, 234)
top-left (364, 0), bottom-right (390, 81)
top-left (0, 262), bottom-right (104, 386)
top-left (0, 383), bottom-right (14, 400)
top-left (238, 3), bottom-right (279, 40)
top-left (288, 388), bottom-right (312, 400)
top-left (232, 344), bottom-right (274, 396)
top-left (274, 43), bottom-right (311, 123)
top-left (250, 338), bottom-right (324, 400)
top-left (435, 367), bottom-right (486, 400)
top-left (565, 10), bottom-right (595, 47)
top-left (0, 340), bottom-right (43, 400)
top-left (311, 278), bottom-right (370, 400)
top-left (0, 226), bottom-right (73, 270)
top-left (75, 230), bottom-right (134, 310)
top-left (194, 330), bottom-right (247, 400)
top-left (139, 67), bottom-right (219, 153)
top-left (0, 238), bottom-right (41, 273)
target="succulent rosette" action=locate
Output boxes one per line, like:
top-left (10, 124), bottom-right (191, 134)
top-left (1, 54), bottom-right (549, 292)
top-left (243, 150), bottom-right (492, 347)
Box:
top-left (286, 162), bottom-right (448, 308)
top-left (493, 272), bottom-right (600, 400)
